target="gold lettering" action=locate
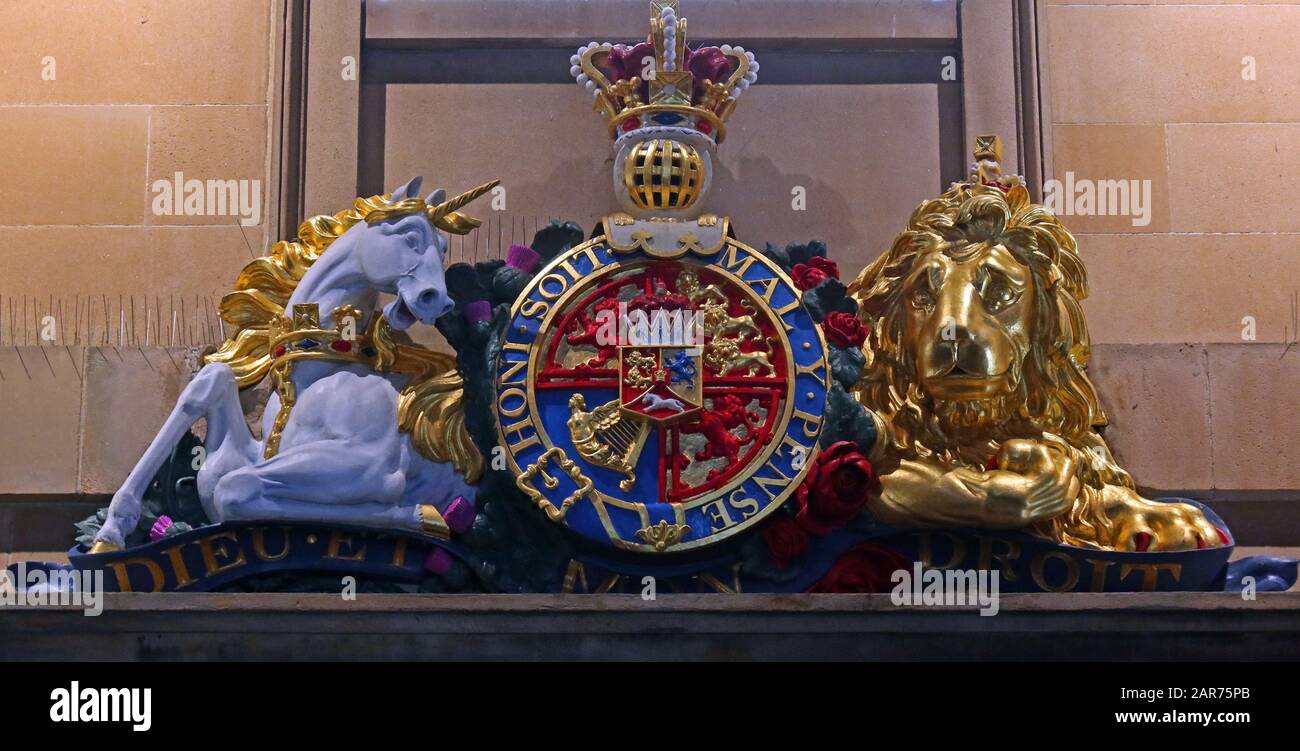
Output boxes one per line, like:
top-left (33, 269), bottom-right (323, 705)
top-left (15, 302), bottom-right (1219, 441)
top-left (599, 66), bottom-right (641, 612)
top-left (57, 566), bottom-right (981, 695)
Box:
top-left (107, 557), bottom-right (166, 593)
top-left (538, 273), bottom-right (569, 299)
top-left (748, 275), bottom-right (780, 303)
top-left (498, 341), bottom-right (532, 385)
top-left (501, 418), bottom-right (541, 453)
top-left (1030, 551), bottom-right (1081, 592)
top-left (790, 409), bottom-right (822, 439)
top-left (769, 294), bottom-right (800, 318)
top-left (703, 498), bottom-right (737, 532)
top-left (325, 529), bottom-right (367, 561)
top-left (794, 359), bottom-right (827, 386)
top-left (917, 531), bottom-right (967, 570)
top-left (519, 298), bottom-right (549, 319)
top-left (498, 358), bottom-right (528, 386)
top-left (562, 559), bottom-right (590, 594)
top-left (1085, 558), bottom-right (1115, 592)
top-left (557, 246), bottom-right (606, 281)
top-left (719, 244), bottom-right (757, 276)
top-left (194, 530), bottom-right (247, 577)
top-left (497, 387), bottom-right (529, 419)
top-left (752, 463), bottom-right (792, 502)
top-left (771, 297), bottom-right (801, 333)
top-left (728, 488), bottom-right (761, 520)
top-left (594, 574), bottom-right (623, 593)
top-left (389, 536), bottom-right (411, 568)
top-left (162, 544), bottom-right (196, 588)
top-left (778, 433), bottom-right (810, 460)
top-left (976, 536), bottom-right (1021, 583)
top-left (251, 526), bottom-right (291, 562)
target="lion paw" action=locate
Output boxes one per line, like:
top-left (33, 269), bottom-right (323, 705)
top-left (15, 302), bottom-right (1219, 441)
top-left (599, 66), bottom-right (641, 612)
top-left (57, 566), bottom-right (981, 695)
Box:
top-left (1106, 491), bottom-right (1228, 552)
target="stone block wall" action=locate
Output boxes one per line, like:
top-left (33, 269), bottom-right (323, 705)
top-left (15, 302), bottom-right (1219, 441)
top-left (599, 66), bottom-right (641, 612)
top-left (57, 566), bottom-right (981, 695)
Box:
top-left (1043, 1), bottom-right (1300, 515)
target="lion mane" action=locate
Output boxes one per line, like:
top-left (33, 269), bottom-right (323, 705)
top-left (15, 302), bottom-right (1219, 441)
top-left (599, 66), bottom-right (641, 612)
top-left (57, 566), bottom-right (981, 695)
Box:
top-left (848, 181), bottom-right (1135, 546)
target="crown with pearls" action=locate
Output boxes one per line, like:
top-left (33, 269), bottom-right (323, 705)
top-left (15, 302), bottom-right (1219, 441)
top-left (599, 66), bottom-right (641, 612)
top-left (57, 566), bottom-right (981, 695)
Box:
top-left (570, 1), bottom-right (758, 145)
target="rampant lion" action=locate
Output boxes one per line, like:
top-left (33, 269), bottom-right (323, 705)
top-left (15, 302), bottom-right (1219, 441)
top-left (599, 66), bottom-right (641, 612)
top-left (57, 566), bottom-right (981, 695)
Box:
top-left (705, 335), bottom-right (775, 377)
top-left (847, 179), bottom-right (1223, 552)
top-left (680, 394), bottom-right (764, 482)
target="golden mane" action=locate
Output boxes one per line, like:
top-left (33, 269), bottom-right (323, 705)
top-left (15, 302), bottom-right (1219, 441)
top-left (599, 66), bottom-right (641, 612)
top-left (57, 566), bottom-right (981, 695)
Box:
top-left (205, 194), bottom-right (484, 483)
top-left (848, 182), bottom-right (1132, 546)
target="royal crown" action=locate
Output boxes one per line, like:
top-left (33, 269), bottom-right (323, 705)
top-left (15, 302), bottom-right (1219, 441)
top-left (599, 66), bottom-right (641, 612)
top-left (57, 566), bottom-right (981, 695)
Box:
top-left (573, 2), bottom-right (757, 218)
top-left (571, 1), bottom-right (758, 145)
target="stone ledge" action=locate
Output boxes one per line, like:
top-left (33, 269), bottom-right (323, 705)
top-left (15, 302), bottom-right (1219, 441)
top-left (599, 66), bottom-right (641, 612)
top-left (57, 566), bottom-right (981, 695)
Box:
top-left (3, 593), bottom-right (1298, 660)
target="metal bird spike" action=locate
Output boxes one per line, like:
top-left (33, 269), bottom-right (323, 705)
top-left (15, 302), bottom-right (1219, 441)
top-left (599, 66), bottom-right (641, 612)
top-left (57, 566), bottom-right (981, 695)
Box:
top-left (427, 179), bottom-right (500, 235)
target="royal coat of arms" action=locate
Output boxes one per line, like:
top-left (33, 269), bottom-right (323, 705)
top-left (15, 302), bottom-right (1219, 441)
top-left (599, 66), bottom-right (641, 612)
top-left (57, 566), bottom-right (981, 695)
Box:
top-left (491, 1), bottom-right (829, 555)
top-left (15, 0), bottom-right (1294, 598)
top-left (497, 234), bottom-right (829, 553)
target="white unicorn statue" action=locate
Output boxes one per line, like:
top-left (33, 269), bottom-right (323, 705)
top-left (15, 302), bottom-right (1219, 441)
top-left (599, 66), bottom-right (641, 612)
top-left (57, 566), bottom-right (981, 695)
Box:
top-left (90, 177), bottom-right (494, 553)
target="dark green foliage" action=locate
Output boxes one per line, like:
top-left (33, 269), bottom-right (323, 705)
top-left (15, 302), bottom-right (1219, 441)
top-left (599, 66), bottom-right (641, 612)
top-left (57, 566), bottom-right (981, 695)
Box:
top-left (432, 220), bottom-right (582, 591)
top-left (530, 219), bottom-right (585, 262)
top-left (801, 277), bottom-right (857, 323)
top-left (761, 241), bottom-right (791, 269)
top-left (829, 343), bottom-right (866, 389)
top-left (760, 239), bottom-right (827, 269)
top-left (786, 239), bottom-right (828, 266)
top-left (820, 381), bottom-right (878, 450)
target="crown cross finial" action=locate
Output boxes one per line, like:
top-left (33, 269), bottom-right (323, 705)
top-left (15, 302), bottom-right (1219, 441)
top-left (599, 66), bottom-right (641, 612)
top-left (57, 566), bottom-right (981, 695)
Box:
top-left (973, 134), bottom-right (1004, 184)
top-left (970, 134), bottom-right (1023, 191)
top-left (974, 134), bottom-right (1003, 163)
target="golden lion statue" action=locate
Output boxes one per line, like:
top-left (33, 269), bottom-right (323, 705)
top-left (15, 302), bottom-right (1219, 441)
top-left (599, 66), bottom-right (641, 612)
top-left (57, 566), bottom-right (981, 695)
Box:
top-left (847, 141), bottom-right (1222, 552)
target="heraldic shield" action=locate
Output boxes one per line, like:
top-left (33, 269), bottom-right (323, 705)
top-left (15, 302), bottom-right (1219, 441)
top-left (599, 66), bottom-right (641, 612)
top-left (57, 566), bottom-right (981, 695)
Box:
top-left (495, 239), bottom-right (830, 554)
top-left (618, 345), bottom-right (703, 424)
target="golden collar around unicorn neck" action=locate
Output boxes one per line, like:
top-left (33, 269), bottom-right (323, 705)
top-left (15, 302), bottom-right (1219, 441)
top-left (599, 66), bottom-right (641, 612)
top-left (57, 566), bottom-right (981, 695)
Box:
top-left (267, 303), bottom-right (380, 373)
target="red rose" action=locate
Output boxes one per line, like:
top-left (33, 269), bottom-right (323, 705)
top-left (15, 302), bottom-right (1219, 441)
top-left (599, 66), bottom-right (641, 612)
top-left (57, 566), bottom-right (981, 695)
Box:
top-left (822, 311), bottom-right (867, 349)
top-left (791, 263), bottom-right (829, 291)
top-left (792, 440), bottom-right (878, 536)
top-left (807, 255), bottom-right (839, 279)
top-left (807, 542), bottom-right (911, 593)
top-left (762, 515), bottom-right (810, 569)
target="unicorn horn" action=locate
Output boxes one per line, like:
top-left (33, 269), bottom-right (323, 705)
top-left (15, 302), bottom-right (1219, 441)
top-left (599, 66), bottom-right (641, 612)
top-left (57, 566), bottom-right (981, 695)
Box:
top-left (427, 179), bottom-right (500, 235)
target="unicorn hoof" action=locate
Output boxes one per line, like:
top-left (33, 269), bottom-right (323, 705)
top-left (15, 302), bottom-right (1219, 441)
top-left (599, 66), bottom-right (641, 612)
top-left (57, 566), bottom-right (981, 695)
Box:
top-left (87, 540), bottom-right (123, 555)
top-left (417, 504), bottom-right (451, 540)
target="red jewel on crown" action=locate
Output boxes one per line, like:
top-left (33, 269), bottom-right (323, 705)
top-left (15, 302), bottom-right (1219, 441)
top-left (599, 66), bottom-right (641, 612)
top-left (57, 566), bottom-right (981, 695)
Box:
top-left (330, 340), bottom-right (353, 353)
